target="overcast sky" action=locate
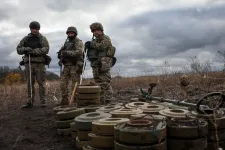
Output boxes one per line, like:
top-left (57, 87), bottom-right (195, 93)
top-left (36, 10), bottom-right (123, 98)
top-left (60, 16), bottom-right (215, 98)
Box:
top-left (1, 0), bottom-right (225, 77)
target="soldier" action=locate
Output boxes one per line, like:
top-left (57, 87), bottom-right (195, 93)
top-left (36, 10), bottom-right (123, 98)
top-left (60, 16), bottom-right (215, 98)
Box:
top-left (57, 26), bottom-right (84, 105)
top-left (85, 22), bottom-right (116, 104)
top-left (17, 21), bottom-right (49, 108)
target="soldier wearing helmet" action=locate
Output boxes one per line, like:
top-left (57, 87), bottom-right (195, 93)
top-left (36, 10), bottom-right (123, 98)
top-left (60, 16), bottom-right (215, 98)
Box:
top-left (17, 21), bottom-right (50, 108)
top-left (85, 22), bottom-right (115, 104)
top-left (57, 26), bottom-right (84, 105)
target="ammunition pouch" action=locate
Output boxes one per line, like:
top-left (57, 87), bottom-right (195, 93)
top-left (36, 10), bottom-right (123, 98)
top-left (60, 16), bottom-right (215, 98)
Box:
top-left (44, 55), bottom-right (52, 67)
top-left (20, 60), bottom-right (25, 66)
top-left (57, 50), bottom-right (62, 59)
top-left (98, 50), bottom-right (107, 57)
top-left (76, 60), bottom-right (84, 74)
top-left (19, 56), bottom-right (25, 66)
top-left (112, 57), bottom-right (117, 67)
top-left (107, 46), bottom-right (116, 57)
top-left (63, 57), bottom-right (78, 65)
top-left (87, 47), bottom-right (99, 60)
top-left (86, 45), bottom-right (116, 68)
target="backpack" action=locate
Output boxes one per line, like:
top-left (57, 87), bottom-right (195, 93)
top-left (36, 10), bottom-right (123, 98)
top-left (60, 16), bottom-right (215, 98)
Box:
top-left (107, 46), bottom-right (116, 57)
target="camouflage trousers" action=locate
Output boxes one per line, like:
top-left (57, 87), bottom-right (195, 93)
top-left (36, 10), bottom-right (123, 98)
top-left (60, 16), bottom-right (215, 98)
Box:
top-left (25, 63), bottom-right (46, 104)
top-left (60, 65), bottom-right (81, 105)
top-left (91, 57), bottom-right (113, 104)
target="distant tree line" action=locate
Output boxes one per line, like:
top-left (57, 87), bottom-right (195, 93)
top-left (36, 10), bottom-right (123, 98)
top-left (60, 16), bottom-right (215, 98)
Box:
top-left (0, 66), bottom-right (59, 84)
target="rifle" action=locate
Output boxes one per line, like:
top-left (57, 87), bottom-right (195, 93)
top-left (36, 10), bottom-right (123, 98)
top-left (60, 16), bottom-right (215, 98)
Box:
top-left (71, 45), bottom-right (88, 106)
top-left (80, 47), bottom-right (88, 85)
top-left (57, 38), bottom-right (68, 76)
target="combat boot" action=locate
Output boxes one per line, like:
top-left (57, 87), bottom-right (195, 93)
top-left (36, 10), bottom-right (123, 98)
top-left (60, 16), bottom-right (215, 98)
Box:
top-left (21, 102), bottom-right (33, 108)
top-left (104, 96), bottom-right (116, 105)
top-left (60, 97), bottom-right (69, 106)
top-left (40, 100), bottom-right (47, 108)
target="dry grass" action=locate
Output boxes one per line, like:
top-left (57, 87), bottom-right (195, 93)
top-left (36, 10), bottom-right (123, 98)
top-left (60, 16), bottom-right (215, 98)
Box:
top-left (1, 71), bottom-right (225, 111)
top-left (0, 71), bottom-right (225, 149)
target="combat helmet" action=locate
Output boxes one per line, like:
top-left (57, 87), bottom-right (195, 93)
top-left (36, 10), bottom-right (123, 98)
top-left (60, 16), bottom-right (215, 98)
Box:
top-left (90, 22), bottom-right (104, 31)
top-left (29, 21), bottom-right (40, 29)
top-left (66, 26), bottom-right (78, 35)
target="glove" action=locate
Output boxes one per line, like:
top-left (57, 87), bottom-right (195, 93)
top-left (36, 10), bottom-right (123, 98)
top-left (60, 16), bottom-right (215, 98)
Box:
top-left (58, 61), bottom-right (62, 67)
top-left (27, 50), bottom-right (34, 55)
top-left (24, 47), bottom-right (32, 52)
top-left (62, 50), bottom-right (68, 56)
top-left (85, 41), bottom-right (91, 49)
top-left (57, 50), bottom-right (62, 59)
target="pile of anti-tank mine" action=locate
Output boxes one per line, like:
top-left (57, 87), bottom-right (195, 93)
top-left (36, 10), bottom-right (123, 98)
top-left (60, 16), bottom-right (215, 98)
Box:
top-left (53, 85), bottom-right (225, 150)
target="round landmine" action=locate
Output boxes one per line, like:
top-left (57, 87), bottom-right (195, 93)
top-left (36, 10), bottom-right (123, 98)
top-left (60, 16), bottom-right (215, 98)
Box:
top-left (114, 140), bottom-right (167, 150)
top-left (56, 119), bottom-right (74, 129)
top-left (92, 118), bottom-right (129, 135)
top-left (56, 108), bottom-right (85, 120)
top-left (167, 118), bottom-right (208, 139)
top-left (77, 130), bottom-right (92, 141)
top-left (167, 137), bottom-right (207, 150)
top-left (130, 114), bottom-right (166, 120)
top-left (125, 102), bottom-right (150, 109)
top-left (141, 104), bottom-right (165, 114)
top-left (77, 99), bottom-right (100, 106)
top-left (77, 85), bottom-right (101, 93)
top-left (110, 108), bottom-right (143, 118)
top-left (57, 128), bottom-right (71, 136)
top-left (75, 112), bottom-right (112, 130)
top-left (159, 108), bottom-right (189, 118)
top-left (187, 110), bottom-right (225, 130)
top-left (114, 119), bottom-right (166, 145)
top-left (88, 133), bottom-right (114, 149)
top-left (53, 105), bottom-right (77, 114)
top-left (84, 105), bottom-right (103, 113)
top-left (76, 137), bottom-right (90, 149)
top-left (77, 93), bottom-right (100, 100)
top-left (96, 105), bottom-right (124, 113)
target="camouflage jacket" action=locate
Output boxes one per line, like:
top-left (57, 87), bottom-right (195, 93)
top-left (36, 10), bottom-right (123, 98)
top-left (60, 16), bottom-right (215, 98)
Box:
top-left (17, 33), bottom-right (49, 63)
top-left (90, 34), bottom-right (115, 67)
top-left (58, 37), bottom-right (84, 66)
top-left (90, 34), bottom-right (114, 56)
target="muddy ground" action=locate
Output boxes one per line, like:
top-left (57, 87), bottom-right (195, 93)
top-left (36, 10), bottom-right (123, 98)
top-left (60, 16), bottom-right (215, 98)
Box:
top-left (0, 103), bottom-right (76, 150)
top-left (0, 85), bottom-right (137, 150)
top-left (0, 80), bottom-right (224, 150)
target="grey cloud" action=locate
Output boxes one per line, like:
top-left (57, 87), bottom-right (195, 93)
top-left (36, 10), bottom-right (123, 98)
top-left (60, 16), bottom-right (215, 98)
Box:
top-left (112, 4), bottom-right (225, 62)
top-left (46, 0), bottom-right (111, 12)
top-left (46, 0), bottom-right (73, 12)
top-left (0, 2), bottom-right (18, 22)
top-left (1, 0), bottom-right (225, 76)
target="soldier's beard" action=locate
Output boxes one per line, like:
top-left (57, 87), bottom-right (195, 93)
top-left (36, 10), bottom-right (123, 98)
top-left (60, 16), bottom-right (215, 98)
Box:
top-left (31, 31), bottom-right (39, 35)
top-left (68, 36), bottom-right (75, 40)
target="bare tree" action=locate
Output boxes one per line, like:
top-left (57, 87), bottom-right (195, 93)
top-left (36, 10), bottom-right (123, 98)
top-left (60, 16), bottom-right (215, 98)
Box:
top-left (217, 50), bottom-right (225, 71)
top-left (188, 56), bottom-right (211, 74)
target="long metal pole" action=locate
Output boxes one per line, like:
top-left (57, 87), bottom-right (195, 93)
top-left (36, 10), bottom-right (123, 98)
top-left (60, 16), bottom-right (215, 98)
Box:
top-left (150, 96), bottom-right (197, 108)
top-left (79, 48), bottom-right (88, 85)
top-left (29, 54), bottom-right (33, 105)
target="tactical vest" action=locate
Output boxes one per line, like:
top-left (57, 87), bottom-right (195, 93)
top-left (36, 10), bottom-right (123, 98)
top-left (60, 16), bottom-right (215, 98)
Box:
top-left (23, 34), bottom-right (51, 66)
top-left (87, 46), bottom-right (115, 60)
top-left (61, 40), bottom-right (80, 64)
top-left (24, 36), bottom-right (42, 56)
top-left (87, 48), bottom-right (99, 60)
top-left (64, 41), bottom-right (74, 50)
top-left (98, 49), bottom-right (107, 57)
top-left (86, 35), bottom-right (116, 61)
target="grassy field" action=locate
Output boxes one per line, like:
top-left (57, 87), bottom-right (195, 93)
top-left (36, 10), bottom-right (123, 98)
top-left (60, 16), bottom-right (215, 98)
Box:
top-left (1, 70), bottom-right (225, 111)
top-left (0, 71), bottom-right (225, 149)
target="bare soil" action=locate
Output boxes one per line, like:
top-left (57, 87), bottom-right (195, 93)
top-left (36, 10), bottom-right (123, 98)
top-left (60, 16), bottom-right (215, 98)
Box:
top-left (0, 104), bottom-right (75, 150)
top-left (0, 85), bottom-right (137, 150)
top-left (1, 74), bottom-right (225, 150)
